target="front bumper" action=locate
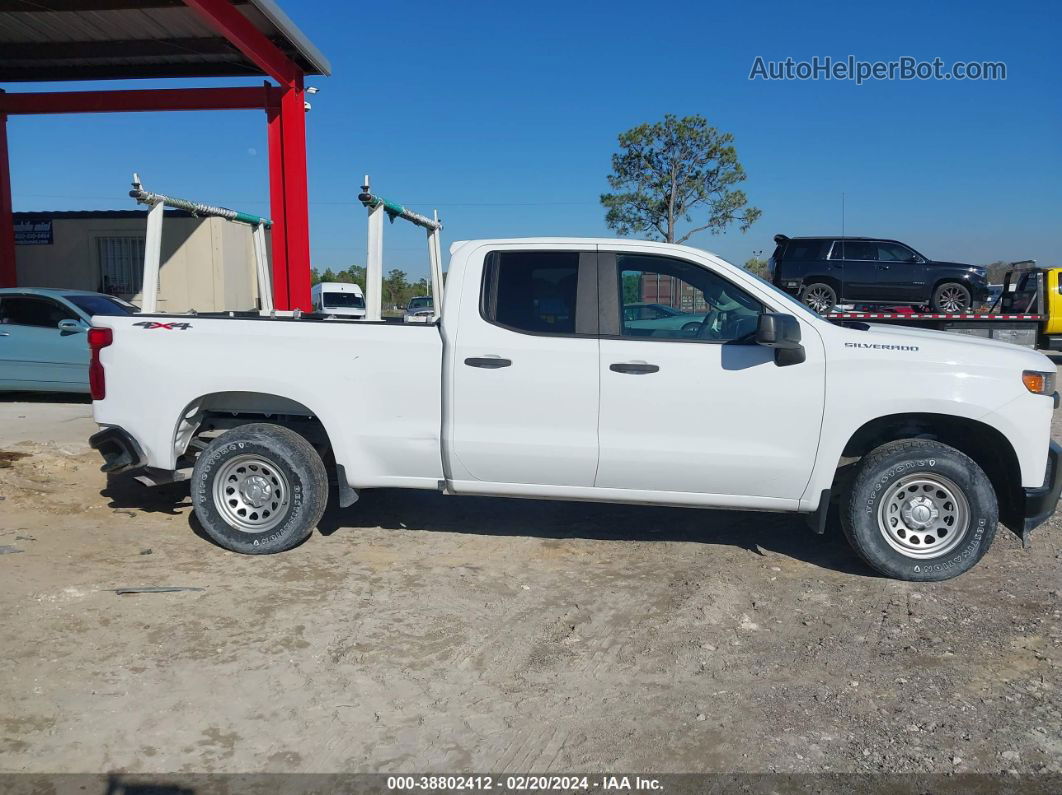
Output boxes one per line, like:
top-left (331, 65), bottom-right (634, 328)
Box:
top-left (1017, 440), bottom-right (1062, 544)
top-left (89, 426), bottom-right (146, 474)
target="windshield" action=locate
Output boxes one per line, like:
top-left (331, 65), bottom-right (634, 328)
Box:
top-left (65, 294), bottom-right (137, 317)
top-left (323, 292), bottom-right (364, 309)
top-left (408, 297), bottom-right (432, 310)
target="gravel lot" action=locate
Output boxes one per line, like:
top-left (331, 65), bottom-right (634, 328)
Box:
top-left (0, 401), bottom-right (1060, 781)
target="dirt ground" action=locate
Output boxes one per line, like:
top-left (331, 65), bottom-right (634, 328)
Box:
top-left (0, 408), bottom-right (1060, 779)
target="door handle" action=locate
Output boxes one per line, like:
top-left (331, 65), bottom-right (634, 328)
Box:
top-left (877, 264), bottom-right (890, 270)
top-left (0, 332), bottom-right (9, 337)
top-left (465, 356), bottom-right (512, 369)
top-left (610, 362), bottom-right (660, 374)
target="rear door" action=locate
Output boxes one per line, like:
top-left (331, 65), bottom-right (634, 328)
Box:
top-left (836, 240), bottom-right (884, 302)
top-left (447, 246), bottom-right (601, 487)
top-left (0, 295), bottom-right (88, 388)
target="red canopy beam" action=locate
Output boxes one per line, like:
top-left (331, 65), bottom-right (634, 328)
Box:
top-left (182, 0), bottom-right (299, 86)
top-left (0, 86), bottom-right (277, 115)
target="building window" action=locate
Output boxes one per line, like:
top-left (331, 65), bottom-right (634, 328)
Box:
top-left (97, 236), bottom-right (146, 297)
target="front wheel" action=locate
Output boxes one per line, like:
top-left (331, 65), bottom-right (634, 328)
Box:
top-left (840, 439), bottom-right (998, 581)
top-left (191, 423), bottom-right (328, 554)
top-left (802, 282), bottom-right (837, 314)
top-left (931, 282), bottom-right (971, 313)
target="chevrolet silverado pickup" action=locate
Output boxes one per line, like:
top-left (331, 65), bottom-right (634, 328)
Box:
top-left (88, 239), bottom-right (1062, 581)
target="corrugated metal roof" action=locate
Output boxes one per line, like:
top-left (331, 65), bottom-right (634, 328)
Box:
top-left (0, 0), bottom-right (330, 81)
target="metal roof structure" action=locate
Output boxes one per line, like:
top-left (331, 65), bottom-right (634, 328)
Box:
top-left (0, 0), bottom-right (329, 309)
top-left (0, 0), bottom-right (331, 81)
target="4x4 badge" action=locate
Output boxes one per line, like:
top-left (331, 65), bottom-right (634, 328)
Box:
top-left (133, 321), bottom-right (192, 330)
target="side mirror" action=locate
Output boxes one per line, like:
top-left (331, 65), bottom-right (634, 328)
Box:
top-left (58, 319), bottom-right (85, 334)
top-left (755, 313), bottom-right (805, 366)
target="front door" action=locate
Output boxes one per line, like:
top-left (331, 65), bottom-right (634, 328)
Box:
top-left (835, 240), bottom-right (884, 303)
top-left (0, 295), bottom-right (88, 388)
top-left (873, 242), bottom-right (927, 303)
top-left (448, 246), bottom-right (601, 487)
top-left (595, 250), bottom-right (825, 501)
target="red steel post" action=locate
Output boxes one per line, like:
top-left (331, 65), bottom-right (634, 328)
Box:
top-left (0, 91), bottom-right (15, 288)
top-left (266, 79), bottom-right (311, 311)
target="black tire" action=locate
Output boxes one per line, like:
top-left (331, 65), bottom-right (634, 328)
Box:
top-left (931, 282), bottom-right (971, 313)
top-left (802, 282), bottom-right (837, 314)
top-left (191, 423), bottom-right (328, 554)
top-left (840, 439), bottom-right (998, 581)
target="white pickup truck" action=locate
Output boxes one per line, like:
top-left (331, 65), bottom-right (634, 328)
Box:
top-left (88, 238), bottom-right (1062, 581)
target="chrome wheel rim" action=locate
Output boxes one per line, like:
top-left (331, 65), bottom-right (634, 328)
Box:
top-left (213, 455), bottom-right (290, 533)
top-left (803, 286), bottom-right (834, 313)
top-left (936, 286), bottom-right (968, 313)
top-left (877, 473), bottom-right (969, 558)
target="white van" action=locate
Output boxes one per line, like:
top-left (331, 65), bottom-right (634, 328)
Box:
top-left (311, 282), bottom-right (366, 318)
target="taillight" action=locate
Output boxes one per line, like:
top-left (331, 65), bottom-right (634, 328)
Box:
top-left (88, 327), bottom-right (113, 400)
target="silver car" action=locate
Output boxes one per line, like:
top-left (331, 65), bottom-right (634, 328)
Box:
top-left (403, 296), bottom-right (434, 323)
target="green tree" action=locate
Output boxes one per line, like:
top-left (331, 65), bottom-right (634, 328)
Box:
top-left (744, 256), bottom-right (769, 278)
top-left (383, 268), bottom-right (409, 308)
top-left (601, 114), bottom-right (761, 244)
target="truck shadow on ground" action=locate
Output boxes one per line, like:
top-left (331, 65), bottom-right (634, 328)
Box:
top-left (101, 472), bottom-right (873, 577)
top-left (316, 488), bottom-right (874, 578)
top-left (102, 472), bottom-right (191, 516)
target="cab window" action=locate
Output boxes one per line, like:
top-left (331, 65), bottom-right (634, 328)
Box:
top-left (0, 296), bottom-right (78, 328)
top-left (615, 255), bottom-right (762, 342)
top-left (481, 251), bottom-right (590, 335)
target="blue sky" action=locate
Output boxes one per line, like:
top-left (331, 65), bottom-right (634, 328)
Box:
top-left (4, 0), bottom-right (1060, 278)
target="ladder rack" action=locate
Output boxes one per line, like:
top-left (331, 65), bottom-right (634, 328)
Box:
top-left (129, 173), bottom-right (274, 314)
top-left (357, 175), bottom-right (443, 322)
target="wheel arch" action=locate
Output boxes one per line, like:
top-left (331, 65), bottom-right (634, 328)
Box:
top-left (800, 275), bottom-right (842, 305)
top-left (172, 390), bottom-right (335, 464)
top-left (929, 275), bottom-right (976, 296)
top-left (802, 274), bottom-right (841, 292)
top-left (837, 412), bottom-right (1023, 531)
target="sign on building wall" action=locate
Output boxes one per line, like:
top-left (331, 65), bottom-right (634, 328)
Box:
top-left (14, 219), bottom-right (53, 245)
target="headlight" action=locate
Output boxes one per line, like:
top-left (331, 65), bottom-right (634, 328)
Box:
top-left (1022, 370), bottom-right (1056, 395)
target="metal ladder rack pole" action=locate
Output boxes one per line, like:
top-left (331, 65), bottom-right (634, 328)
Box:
top-left (427, 210), bottom-right (444, 321)
top-left (364, 176), bottom-right (384, 322)
top-left (140, 200), bottom-right (165, 313)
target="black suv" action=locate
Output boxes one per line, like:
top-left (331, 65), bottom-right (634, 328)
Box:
top-left (768, 235), bottom-right (990, 313)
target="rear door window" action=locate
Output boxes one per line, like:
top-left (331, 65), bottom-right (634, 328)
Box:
top-left (831, 241), bottom-right (877, 261)
top-left (481, 251), bottom-right (591, 335)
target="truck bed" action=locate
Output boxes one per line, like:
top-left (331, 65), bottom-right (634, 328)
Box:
top-left (91, 313), bottom-right (446, 486)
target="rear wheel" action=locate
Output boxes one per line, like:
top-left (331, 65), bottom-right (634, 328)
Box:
top-left (191, 423), bottom-right (328, 554)
top-left (931, 282), bottom-right (971, 313)
top-left (802, 282), bottom-right (837, 314)
top-left (840, 439), bottom-right (998, 581)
